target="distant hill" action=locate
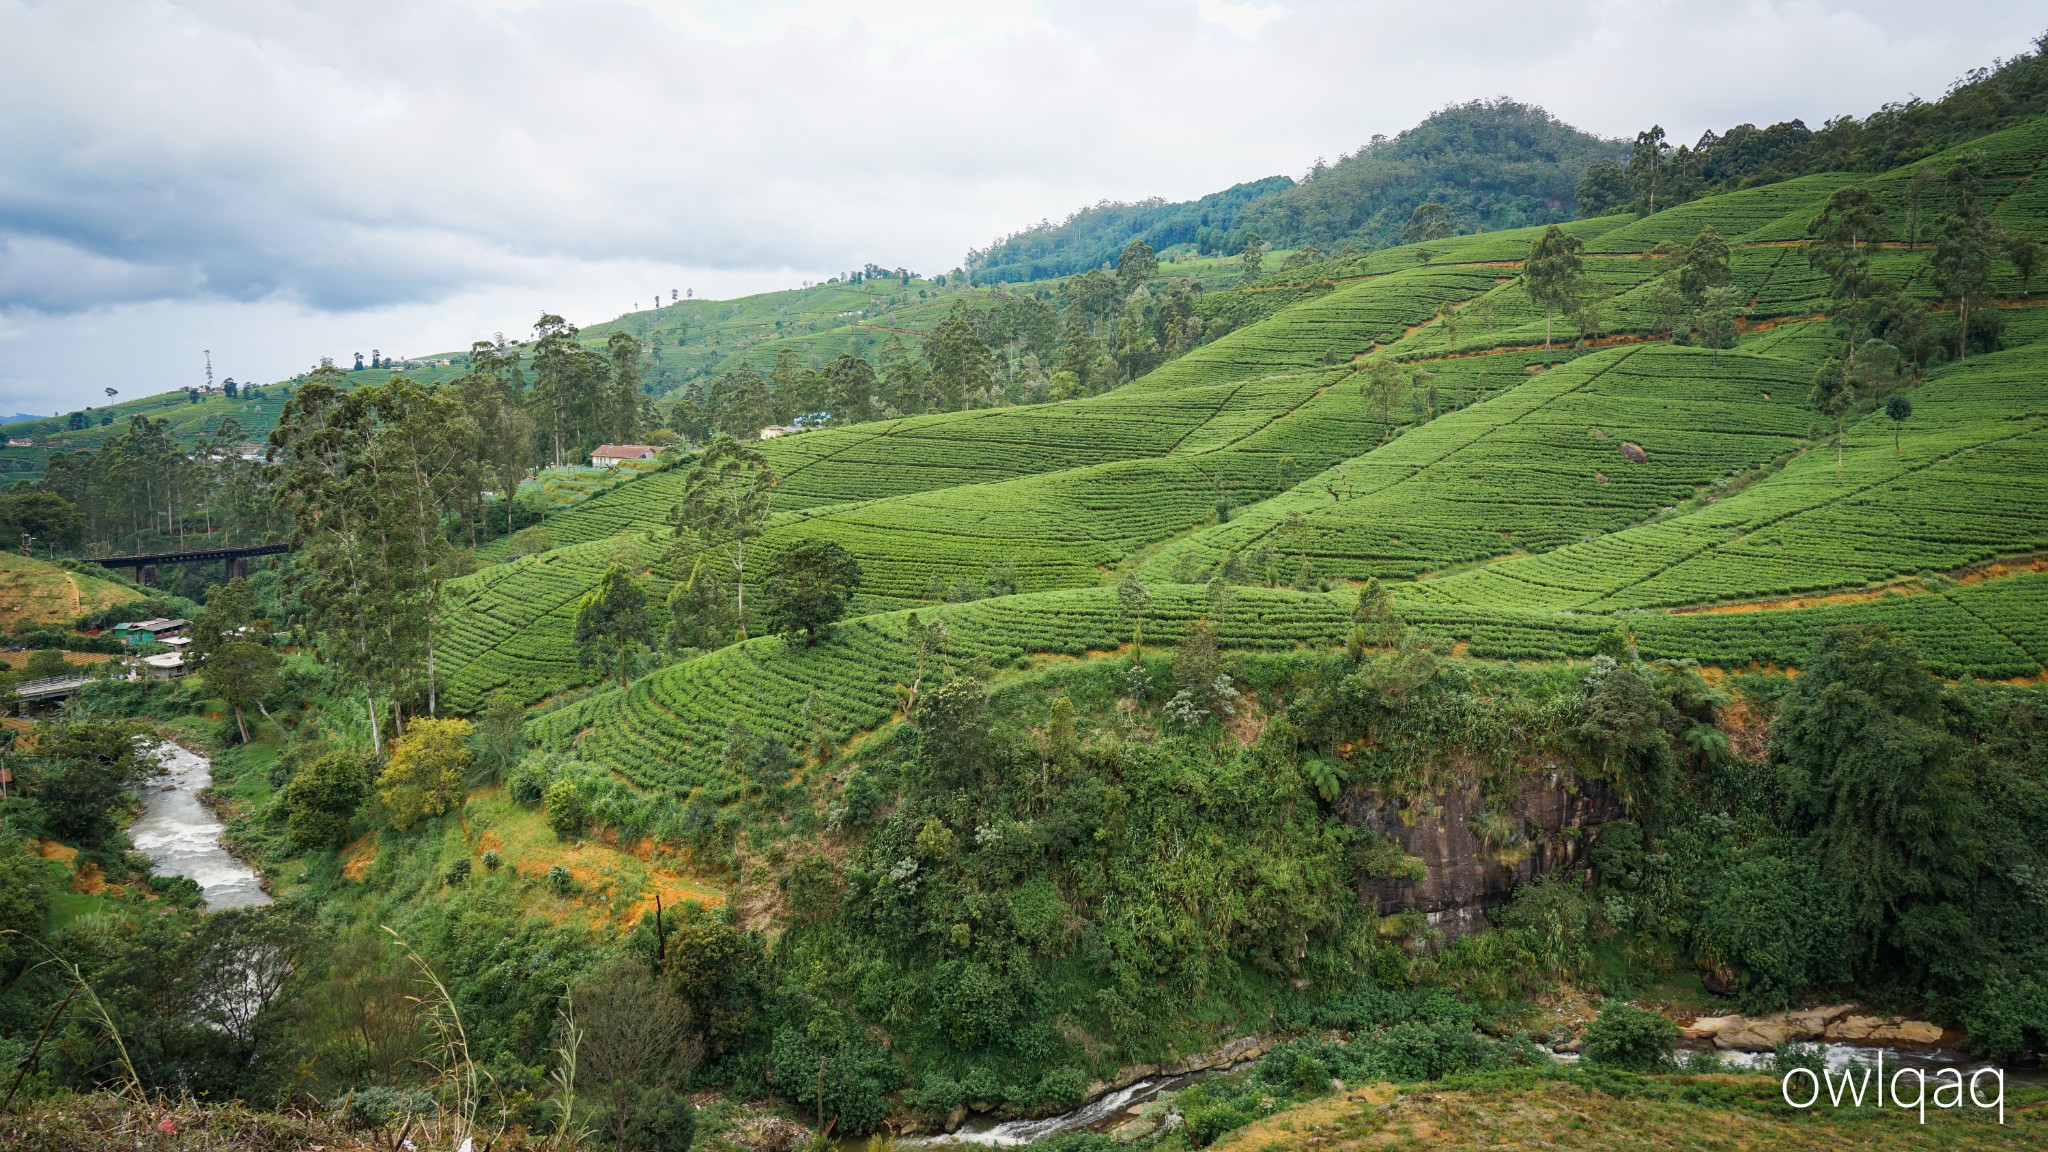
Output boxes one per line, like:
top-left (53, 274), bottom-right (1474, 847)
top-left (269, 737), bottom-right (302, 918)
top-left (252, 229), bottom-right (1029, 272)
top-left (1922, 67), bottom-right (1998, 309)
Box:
top-left (964, 175), bottom-right (1294, 284)
top-left (1238, 99), bottom-right (1625, 249)
top-left (967, 100), bottom-right (1623, 285)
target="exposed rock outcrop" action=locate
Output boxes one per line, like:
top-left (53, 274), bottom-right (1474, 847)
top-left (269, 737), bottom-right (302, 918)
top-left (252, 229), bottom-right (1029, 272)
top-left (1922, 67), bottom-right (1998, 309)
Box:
top-left (1683, 1004), bottom-right (1946, 1051)
top-left (1343, 768), bottom-right (1622, 941)
top-left (1076, 1035), bottom-right (1273, 1111)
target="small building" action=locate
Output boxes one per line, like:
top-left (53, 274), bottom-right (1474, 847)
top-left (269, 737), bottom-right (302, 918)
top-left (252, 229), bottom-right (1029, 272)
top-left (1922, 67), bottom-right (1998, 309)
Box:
top-left (590, 444), bottom-right (661, 467)
top-left (140, 652), bottom-right (186, 680)
top-left (6, 438), bottom-right (30, 448)
top-left (114, 618), bottom-right (189, 645)
top-left (757, 425), bottom-right (803, 440)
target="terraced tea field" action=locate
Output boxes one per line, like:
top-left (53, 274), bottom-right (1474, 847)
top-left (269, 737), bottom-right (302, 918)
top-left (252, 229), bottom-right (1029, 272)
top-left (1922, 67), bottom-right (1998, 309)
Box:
top-left (1408, 342), bottom-right (2048, 614)
top-left (1143, 344), bottom-right (1817, 583)
top-left (1403, 570), bottom-right (2048, 678)
top-left (528, 584), bottom-right (1359, 790)
top-left (499, 378), bottom-right (1343, 553)
top-left (444, 360), bottom-right (1561, 705)
top-left (533, 563), bottom-right (2048, 792)
top-left (439, 532), bottom-right (668, 712)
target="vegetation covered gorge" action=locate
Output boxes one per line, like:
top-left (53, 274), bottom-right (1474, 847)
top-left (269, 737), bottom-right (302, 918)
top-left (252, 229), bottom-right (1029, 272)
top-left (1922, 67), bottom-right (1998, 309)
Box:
top-left (10, 587), bottom-right (2046, 1149)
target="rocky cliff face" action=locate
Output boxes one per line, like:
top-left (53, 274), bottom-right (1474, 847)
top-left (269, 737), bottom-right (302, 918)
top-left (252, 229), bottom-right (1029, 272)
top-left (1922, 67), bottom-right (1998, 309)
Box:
top-left (1342, 767), bottom-right (1621, 941)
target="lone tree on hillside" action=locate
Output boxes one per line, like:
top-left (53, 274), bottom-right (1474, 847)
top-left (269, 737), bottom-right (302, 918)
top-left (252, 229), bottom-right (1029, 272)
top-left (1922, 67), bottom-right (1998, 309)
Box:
top-left (1695, 286), bottom-right (1745, 357)
top-left (1885, 394), bottom-right (1912, 458)
top-left (1117, 573), bottom-right (1151, 657)
top-left (1359, 359), bottom-right (1413, 443)
top-left (284, 750), bottom-right (366, 850)
top-left (1237, 233), bottom-right (1266, 284)
top-left (574, 563), bottom-right (655, 688)
top-left (1807, 187), bottom-right (1887, 367)
top-left (378, 717), bottom-right (473, 830)
top-left (2005, 232), bottom-right (2040, 299)
top-left (1808, 187), bottom-right (1886, 268)
top-left (206, 641), bottom-right (279, 744)
top-left (1678, 225), bottom-right (1734, 305)
top-left (1904, 167), bottom-right (1940, 247)
top-left (1523, 225), bottom-right (1587, 348)
top-left (762, 538), bottom-right (863, 646)
top-left (1811, 358), bottom-right (1858, 481)
top-left (670, 435), bottom-right (775, 639)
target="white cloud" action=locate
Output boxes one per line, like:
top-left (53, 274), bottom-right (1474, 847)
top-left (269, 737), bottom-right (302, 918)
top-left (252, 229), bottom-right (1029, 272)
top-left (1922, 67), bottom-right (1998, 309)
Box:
top-left (0, 0), bottom-right (2040, 414)
top-left (1197, 0), bottom-right (1286, 37)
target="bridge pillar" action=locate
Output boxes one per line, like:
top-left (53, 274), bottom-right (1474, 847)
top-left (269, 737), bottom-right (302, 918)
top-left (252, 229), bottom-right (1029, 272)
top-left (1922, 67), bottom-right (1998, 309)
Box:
top-left (138, 564), bottom-right (156, 587)
top-left (226, 556), bottom-right (246, 581)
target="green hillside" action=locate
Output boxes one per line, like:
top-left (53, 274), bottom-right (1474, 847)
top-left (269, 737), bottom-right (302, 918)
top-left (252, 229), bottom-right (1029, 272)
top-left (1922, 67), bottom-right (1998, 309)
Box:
top-left (1407, 342), bottom-right (2048, 613)
top-left (1139, 344), bottom-right (1817, 584)
top-left (425, 119), bottom-right (2048, 716)
top-left (0, 359), bottom-right (468, 483)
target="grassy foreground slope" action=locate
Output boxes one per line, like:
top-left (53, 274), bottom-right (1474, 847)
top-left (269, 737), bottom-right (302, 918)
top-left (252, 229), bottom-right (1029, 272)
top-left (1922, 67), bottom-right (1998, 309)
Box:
top-left (1208, 1072), bottom-right (2044, 1152)
top-left (0, 553), bottom-right (141, 628)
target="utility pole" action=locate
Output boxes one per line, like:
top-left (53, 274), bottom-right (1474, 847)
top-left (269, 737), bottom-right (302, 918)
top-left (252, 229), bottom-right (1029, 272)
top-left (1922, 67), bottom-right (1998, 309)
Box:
top-left (205, 349), bottom-right (214, 392)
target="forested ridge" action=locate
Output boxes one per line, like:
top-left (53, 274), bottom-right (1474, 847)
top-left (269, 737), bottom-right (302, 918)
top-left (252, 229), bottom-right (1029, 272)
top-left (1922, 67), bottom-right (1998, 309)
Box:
top-left (5, 32), bottom-right (2048, 1152)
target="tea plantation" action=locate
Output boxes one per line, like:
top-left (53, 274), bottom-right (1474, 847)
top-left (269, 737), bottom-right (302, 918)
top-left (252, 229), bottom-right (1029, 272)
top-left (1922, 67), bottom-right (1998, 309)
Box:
top-left (419, 124), bottom-right (2048, 726)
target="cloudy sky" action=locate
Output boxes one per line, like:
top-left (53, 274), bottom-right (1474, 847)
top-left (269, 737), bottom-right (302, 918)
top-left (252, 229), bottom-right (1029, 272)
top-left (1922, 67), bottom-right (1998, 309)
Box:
top-left (1, 1), bottom-right (2039, 416)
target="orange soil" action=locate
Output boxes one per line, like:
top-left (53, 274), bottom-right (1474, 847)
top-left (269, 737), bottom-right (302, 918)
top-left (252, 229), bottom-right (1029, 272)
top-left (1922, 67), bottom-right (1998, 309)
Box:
top-left (1952, 553), bottom-right (2048, 584)
top-left (71, 860), bottom-right (107, 895)
top-left (1670, 553), bottom-right (2048, 616)
top-left (34, 839), bottom-right (79, 864)
top-left (339, 832), bottom-right (377, 881)
top-left (472, 825), bottom-right (723, 927)
top-left (1671, 584), bottom-right (1923, 615)
top-left (0, 650), bottom-right (116, 669)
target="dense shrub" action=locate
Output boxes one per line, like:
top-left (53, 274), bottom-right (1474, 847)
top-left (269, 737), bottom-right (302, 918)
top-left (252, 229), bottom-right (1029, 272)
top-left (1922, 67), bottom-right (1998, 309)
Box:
top-left (1581, 1001), bottom-right (1678, 1071)
top-left (620, 1084), bottom-right (696, 1152)
top-left (766, 1027), bottom-right (902, 1135)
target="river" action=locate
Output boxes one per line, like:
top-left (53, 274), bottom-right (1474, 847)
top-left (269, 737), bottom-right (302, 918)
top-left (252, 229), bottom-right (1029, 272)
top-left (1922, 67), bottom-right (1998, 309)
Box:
top-left (128, 742), bottom-right (271, 910)
top-left (912, 1067), bottom-right (1220, 1147)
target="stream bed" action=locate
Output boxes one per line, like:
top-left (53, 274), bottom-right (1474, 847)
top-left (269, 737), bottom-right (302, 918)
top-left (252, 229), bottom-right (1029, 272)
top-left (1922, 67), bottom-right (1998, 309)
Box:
top-left (913, 1067), bottom-right (1221, 1147)
top-left (128, 742), bottom-right (271, 910)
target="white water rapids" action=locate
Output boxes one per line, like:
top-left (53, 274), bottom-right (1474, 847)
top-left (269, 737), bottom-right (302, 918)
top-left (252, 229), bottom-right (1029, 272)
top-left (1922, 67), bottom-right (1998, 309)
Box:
top-left (127, 742), bottom-right (271, 910)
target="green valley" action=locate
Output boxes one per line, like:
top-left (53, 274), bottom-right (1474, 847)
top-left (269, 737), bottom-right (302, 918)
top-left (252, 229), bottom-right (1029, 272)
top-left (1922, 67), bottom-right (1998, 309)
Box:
top-left (7, 25), bottom-right (2048, 1152)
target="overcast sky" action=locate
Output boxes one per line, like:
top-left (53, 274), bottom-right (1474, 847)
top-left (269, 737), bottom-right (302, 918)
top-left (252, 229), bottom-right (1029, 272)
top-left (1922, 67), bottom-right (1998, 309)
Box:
top-left (2, 1), bottom-right (2040, 417)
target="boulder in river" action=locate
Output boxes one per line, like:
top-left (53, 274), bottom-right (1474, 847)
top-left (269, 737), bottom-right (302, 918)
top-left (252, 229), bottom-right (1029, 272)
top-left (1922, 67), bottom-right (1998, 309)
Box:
top-left (1826, 1015), bottom-right (1944, 1044)
top-left (1682, 1004), bottom-right (1943, 1051)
